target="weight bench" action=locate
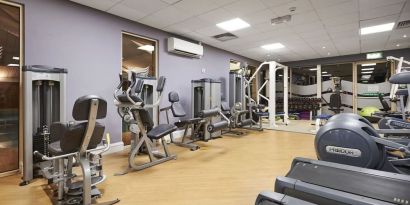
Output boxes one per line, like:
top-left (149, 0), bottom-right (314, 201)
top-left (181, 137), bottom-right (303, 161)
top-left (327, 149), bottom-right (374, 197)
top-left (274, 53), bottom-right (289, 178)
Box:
top-left (162, 91), bottom-right (205, 151)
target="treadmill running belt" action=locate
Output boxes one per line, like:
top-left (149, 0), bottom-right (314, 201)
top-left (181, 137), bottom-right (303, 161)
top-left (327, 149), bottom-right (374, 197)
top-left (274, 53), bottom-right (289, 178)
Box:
top-left (286, 160), bottom-right (410, 204)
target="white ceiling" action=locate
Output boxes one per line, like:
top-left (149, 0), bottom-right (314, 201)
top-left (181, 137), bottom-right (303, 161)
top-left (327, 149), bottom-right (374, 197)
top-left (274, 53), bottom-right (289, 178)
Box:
top-left (70, 0), bottom-right (410, 62)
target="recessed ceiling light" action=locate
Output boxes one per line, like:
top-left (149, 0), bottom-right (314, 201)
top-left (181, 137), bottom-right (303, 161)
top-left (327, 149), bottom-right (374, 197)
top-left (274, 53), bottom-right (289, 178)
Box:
top-left (362, 63), bottom-right (376, 66)
top-left (261, 43), bottom-right (285, 50)
top-left (327, 52), bottom-right (330, 55)
top-left (361, 68), bottom-right (374, 71)
top-left (396, 44), bottom-right (400, 47)
top-left (216, 18), bottom-right (250, 32)
top-left (360, 22), bottom-right (394, 35)
top-left (361, 71), bottom-right (373, 74)
top-left (322, 46), bottom-right (326, 49)
top-left (138, 45), bottom-right (155, 52)
top-left (309, 68), bottom-right (317, 71)
top-left (12, 56), bottom-right (19, 60)
top-left (404, 34), bottom-right (407, 38)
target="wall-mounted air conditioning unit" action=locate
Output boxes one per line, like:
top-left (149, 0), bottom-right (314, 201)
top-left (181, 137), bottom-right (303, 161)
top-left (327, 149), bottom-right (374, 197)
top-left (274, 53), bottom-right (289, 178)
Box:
top-left (167, 37), bottom-right (203, 58)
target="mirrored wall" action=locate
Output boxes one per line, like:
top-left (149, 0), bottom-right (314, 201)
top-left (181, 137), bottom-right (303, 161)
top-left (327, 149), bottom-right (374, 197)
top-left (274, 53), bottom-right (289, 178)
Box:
top-left (0, 0), bottom-right (22, 176)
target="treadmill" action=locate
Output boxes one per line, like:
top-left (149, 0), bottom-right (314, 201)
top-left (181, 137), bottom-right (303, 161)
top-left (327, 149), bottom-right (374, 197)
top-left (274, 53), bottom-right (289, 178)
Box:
top-left (275, 158), bottom-right (410, 205)
top-left (255, 191), bottom-right (315, 205)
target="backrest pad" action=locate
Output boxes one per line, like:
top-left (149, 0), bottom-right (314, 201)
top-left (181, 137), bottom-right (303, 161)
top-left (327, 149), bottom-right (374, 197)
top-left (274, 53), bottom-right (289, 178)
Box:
top-left (73, 95), bottom-right (107, 121)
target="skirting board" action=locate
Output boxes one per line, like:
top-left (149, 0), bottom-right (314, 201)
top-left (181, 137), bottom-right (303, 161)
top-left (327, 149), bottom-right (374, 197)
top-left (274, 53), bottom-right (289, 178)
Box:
top-left (102, 128), bottom-right (191, 154)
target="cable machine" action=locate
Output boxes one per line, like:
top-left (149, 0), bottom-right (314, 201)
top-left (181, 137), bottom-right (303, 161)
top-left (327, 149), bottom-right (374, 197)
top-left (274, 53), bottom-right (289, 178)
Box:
top-left (21, 65), bottom-right (67, 185)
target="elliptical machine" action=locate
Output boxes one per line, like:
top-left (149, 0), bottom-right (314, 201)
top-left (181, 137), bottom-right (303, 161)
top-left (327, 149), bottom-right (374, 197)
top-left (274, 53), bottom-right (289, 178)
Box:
top-left (315, 112), bottom-right (410, 174)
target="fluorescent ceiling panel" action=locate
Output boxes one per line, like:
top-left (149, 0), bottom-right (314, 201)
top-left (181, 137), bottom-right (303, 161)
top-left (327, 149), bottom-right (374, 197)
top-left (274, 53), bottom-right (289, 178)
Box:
top-left (360, 22), bottom-right (394, 35)
top-left (216, 18), bottom-right (250, 32)
top-left (261, 43), bottom-right (285, 50)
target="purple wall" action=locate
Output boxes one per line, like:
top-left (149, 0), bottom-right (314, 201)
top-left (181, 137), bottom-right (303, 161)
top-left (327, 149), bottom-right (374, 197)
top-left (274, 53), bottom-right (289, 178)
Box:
top-left (14, 0), bottom-right (259, 143)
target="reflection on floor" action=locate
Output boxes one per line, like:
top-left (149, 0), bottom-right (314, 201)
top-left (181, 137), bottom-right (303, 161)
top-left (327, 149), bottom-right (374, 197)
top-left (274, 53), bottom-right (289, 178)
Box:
top-left (0, 130), bottom-right (315, 205)
top-left (263, 120), bottom-right (316, 135)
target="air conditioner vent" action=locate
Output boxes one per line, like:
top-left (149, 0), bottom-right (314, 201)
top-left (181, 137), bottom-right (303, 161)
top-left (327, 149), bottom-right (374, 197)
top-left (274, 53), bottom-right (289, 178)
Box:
top-left (397, 20), bottom-right (410, 29)
top-left (213, 32), bottom-right (238, 42)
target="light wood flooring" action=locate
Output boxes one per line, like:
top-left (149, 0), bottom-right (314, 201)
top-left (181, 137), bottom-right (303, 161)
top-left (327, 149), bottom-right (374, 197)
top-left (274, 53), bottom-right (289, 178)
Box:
top-left (0, 130), bottom-right (315, 205)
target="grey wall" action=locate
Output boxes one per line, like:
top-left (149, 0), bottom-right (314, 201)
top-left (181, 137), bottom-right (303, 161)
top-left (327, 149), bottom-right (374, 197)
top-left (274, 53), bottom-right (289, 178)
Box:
top-left (285, 48), bottom-right (410, 67)
top-left (14, 0), bottom-right (259, 143)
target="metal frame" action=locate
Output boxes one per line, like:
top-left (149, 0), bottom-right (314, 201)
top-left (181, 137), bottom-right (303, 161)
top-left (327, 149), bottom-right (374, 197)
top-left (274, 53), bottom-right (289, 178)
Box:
top-left (243, 61), bottom-right (289, 128)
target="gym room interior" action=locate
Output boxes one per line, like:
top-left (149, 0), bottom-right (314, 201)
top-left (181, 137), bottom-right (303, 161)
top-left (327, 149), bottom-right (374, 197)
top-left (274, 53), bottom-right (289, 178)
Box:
top-left (0, 0), bottom-right (410, 204)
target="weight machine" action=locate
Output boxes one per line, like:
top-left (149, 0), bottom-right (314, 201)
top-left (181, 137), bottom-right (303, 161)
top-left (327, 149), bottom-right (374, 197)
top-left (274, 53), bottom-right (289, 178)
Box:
top-left (242, 61), bottom-right (289, 128)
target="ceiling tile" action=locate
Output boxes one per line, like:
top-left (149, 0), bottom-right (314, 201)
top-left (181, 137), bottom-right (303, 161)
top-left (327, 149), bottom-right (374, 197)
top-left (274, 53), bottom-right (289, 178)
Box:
top-left (108, 4), bottom-right (147, 20)
top-left (270, 0), bottom-right (313, 16)
top-left (286, 10), bottom-right (320, 26)
top-left (241, 9), bottom-right (275, 25)
top-left (195, 26), bottom-right (226, 37)
top-left (310, 0), bottom-right (351, 9)
top-left (398, 0), bottom-right (410, 21)
top-left (223, 0), bottom-right (267, 16)
top-left (70, 0), bottom-right (122, 11)
top-left (164, 17), bottom-right (211, 34)
top-left (359, 14), bottom-right (399, 28)
top-left (173, 0), bottom-right (220, 16)
top-left (359, 0), bottom-right (405, 10)
top-left (197, 8), bottom-right (235, 24)
top-left (139, 6), bottom-right (194, 28)
top-left (360, 2), bottom-right (404, 20)
top-left (316, 0), bottom-right (358, 20)
top-left (292, 21), bottom-right (325, 33)
top-left (260, 0), bottom-right (293, 8)
top-left (117, 0), bottom-right (169, 14)
top-left (321, 12), bottom-right (359, 28)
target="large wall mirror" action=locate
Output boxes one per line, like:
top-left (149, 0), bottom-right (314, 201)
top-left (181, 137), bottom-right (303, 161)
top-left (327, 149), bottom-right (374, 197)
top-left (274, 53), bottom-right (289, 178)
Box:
top-left (122, 32), bottom-right (157, 77)
top-left (0, 0), bottom-right (23, 177)
top-left (121, 32), bottom-right (158, 145)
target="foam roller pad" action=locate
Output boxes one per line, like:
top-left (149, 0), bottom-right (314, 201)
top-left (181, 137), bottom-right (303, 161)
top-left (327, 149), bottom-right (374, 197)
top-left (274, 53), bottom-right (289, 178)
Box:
top-left (199, 108), bottom-right (220, 118)
top-left (207, 121), bottom-right (229, 133)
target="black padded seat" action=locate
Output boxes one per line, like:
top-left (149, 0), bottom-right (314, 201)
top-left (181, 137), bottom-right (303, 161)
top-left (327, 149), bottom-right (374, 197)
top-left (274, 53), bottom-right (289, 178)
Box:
top-left (174, 118), bottom-right (203, 127)
top-left (396, 89), bottom-right (409, 96)
top-left (389, 72), bottom-right (410, 84)
top-left (254, 112), bottom-right (269, 117)
top-left (48, 141), bottom-right (64, 156)
top-left (147, 124), bottom-right (177, 140)
top-left (117, 93), bottom-right (143, 104)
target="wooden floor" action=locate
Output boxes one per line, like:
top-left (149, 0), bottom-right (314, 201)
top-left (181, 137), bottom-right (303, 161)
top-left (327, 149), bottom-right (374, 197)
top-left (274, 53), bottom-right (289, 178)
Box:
top-left (0, 130), bottom-right (315, 205)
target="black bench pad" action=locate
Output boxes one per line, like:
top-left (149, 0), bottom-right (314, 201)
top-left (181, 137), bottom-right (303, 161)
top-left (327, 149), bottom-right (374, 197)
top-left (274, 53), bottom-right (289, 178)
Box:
top-left (174, 118), bottom-right (202, 127)
top-left (117, 94), bottom-right (143, 104)
top-left (48, 141), bottom-right (64, 156)
top-left (147, 124), bottom-right (177, 140)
